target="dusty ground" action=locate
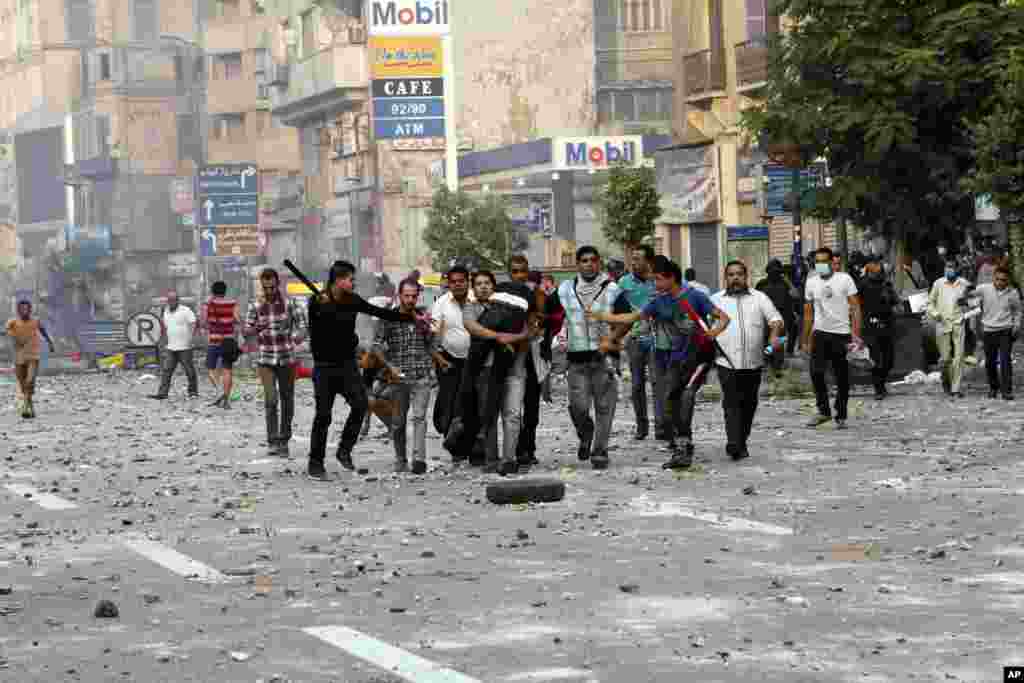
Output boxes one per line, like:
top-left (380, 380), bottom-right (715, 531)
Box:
top-left (1, 364), bottom-right (1022, 683)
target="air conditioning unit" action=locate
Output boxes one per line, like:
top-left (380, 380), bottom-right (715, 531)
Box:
top-left (348, 24), bottom-right (367, 44)
top-left (268, 63), bottom-right (289, 86)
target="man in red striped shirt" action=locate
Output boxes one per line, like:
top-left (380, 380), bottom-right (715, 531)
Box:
top-left (201, 281), bottom-right (241, 408)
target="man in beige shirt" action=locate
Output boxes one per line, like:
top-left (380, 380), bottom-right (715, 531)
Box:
top-left (5, 300), bottom-right (55, 419)
top-left (927, 260), bottom-right (973, 397)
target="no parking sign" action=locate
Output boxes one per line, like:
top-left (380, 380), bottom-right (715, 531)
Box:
top-left (125, 312), bottom-right (162, 347)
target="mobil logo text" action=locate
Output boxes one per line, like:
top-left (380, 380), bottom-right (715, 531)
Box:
top-left (370, 0), bottom-right (450, 35)
top-left (555, 136), bottom-right (644, 170)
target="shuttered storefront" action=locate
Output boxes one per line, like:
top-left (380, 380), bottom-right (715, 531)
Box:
top-left (689, 222), bottom-right (720, 290)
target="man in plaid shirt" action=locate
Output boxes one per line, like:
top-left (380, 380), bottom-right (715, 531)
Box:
top-left (373, 278), bottom-right (435, 474)
top-left (245, 268), bottom-right (307, 455)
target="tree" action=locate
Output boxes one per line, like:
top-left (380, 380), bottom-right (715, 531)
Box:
top-left (742, 0), bottom-right (1024, 260)
top-left (423, 187), bottom-right (517, 272)
top-left (598, 165), bottom-right (661, 258)
top-left (964, 49), bottom-right (1024, 283)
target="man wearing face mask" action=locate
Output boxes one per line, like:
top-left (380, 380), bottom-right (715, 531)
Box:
top-left (927, 259), bottom-right (973, 398)
top-left (859, 258), bottom-right (899, 400)
top-left (802, 247), bottom-right (863, 429)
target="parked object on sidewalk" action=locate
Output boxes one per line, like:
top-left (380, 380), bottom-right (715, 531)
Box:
top-left (486, 478), bottom-right (566, 505)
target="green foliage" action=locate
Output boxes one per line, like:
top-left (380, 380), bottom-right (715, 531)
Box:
top-left (423, 187), bottom-right (517, 272)
top-left (742, 0), bottom-right (1024, 253)
top-left (598, 165), bottom-right (661, 251)
top-left (964, 50), bottom-right (1024, 220)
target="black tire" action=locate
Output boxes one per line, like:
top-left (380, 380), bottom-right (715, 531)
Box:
top-left (486, 477), bottom-right (565, 505)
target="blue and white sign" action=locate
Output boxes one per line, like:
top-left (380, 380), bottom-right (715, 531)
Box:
top-left (200, 227), bottom-right (217, 257)
top-left (373, 98), bottom-right (445, 119)
top-left (373, 117), bottom-right (445, 140)
top-left (371, 77), bottom-right (445, 140)
top-left (196, 163), bottom-right (259, 226)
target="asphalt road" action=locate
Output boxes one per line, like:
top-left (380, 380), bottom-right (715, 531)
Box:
top-left (1, 366), bottom-right (1022, 683)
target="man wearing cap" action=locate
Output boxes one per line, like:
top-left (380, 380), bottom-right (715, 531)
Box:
top-left (5, 300), bottom-right (55, 418)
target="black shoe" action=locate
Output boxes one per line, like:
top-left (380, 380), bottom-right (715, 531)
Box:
top-left (1004, 393), bottom-right (1015, 401)
top-left (662, 451), bottom-right (693, 470)
top-left (468, 455), bottom-right (486, 468)
top-left (516, 453), bottom-right (539, 468)
top-left (307, 462), bottom-right (328, 481)
top-left (874, 390), bottom-right (886, 401)
top-left (482, 461), bottom-right (500, 474)
top-left (591, 450), bottom-right (610, 470)
top-left (149, 394), bottom-right (168, 400)
top-left (210, 396), bottom-right (225, 408)
top-left (335, 450), bottom-right (355, 471)
top-left (730, 448), bottom-right (750, 462)
top-left (634, 427), bottom-right (649, 441)
top-left (577, 433), bottom-right (593, 461)
top-left (411, 460), bottom-right (427, 475)
top-left (835, 419), bottom-right (847, 430)
top-left (951, 392), bottom-right (964, 399)
top-left (989, 389), bottom-right (999, 399)
top-left (442, 419), bottom-right (464, 453)
top-left (498, 461), bottom-right (519, 476)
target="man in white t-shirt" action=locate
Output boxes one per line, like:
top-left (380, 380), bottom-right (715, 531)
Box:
top-left (151, 290), bottom-right (199, 399)
top-left (802, 247), bottom-right (863, 429)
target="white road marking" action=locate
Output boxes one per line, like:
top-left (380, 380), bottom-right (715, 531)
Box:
top-left (629, 497), bottom-right (793, 536)
top-left (3, 483), bottom-right (78, 510)
top-left (504, 669), bottom-right (598, 682)
top-left (304, 625), bottom-right (481, 683)
top-left (118, 535), bottom-right (226, 582)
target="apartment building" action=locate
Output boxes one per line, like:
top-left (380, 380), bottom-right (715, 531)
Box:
top-left (202, 0), bottom-right (304, 291)
top-left (658, 0), bottom-right (834, 289)
top-left (0, 0), bottom-right (206, 337)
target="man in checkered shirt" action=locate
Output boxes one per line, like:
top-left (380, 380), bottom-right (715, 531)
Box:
top-left (245, 268), bottom-right (307, 456)
top-left (373, 277), bottom-right (436, 475)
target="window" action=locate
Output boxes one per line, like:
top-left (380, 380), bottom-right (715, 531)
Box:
top-left (614, 92), bottom-right (635, 121)
top-left (635, 90), bottom-right (658, 120)
top-left (598, 87), bottom-right (673, 123)
top-left (215, 52), bottom-right (243, 80)
top-left (100, 53), bottom-right (111, 80)
top-left (132, 0), bottom-right (158, 42)
top-left (619, 0), bottom-right (667, 32)
top-left (745, 0), bottom-right (767, 39)
top-left (301, 10), bottom-right (316, 57)
top-left (216, 0), bottom-right (241, 19)
top-left (213, 114), bottom-right (245, 142)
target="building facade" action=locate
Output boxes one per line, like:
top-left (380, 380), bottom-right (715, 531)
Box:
top-left (660, 0), bottom-right (835, 290)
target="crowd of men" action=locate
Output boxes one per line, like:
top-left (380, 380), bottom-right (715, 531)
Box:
top-left (6, 240), bottom-right (1020, 480)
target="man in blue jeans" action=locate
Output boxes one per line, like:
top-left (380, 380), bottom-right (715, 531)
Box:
top-left (615, 245), bottom-right (661, 440)
top-left (976, 266), bottom-right (1021, 400)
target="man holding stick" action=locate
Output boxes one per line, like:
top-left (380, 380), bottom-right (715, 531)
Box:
top-left (297, 259), bottom-right (417, 481)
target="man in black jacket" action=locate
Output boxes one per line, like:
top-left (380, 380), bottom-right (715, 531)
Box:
top-left (306, 260), bottom-right (415, 481)
top-left (756, 259), bottom-right (797, 366)
top-left (859, 257), bottom-right (900, 399)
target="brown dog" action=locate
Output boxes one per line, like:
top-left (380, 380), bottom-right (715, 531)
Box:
top-left (357, 349), bottom-right (402, 420)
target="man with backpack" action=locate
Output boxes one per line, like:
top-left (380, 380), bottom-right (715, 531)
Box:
top-left (543, 246), bottom-right (632, 470)
top-left (590, 256), bottom-right (730, 469)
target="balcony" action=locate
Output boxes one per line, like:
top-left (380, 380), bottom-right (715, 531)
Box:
top-left (272, 44), bottom-right (369, 124)
top-left (735, 36), bottom-right (770, 93)
top-left (683, 49), bottom-right (726, 103)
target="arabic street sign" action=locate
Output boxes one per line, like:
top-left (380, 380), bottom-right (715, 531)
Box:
top-left (197, 163), bottom-right (259, 226)
top-left (216, 225), bottom-right (261, 257)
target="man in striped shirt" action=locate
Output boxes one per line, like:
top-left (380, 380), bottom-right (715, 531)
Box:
top-left (201, 281), bottom-right (241, 408)
top-left (245, 268), bottom-right (307, 455)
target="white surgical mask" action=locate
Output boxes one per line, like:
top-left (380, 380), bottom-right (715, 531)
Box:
top-left (814, 263), bottom-right (831, 277)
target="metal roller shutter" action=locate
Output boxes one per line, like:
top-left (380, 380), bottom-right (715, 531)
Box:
top-left (689, 222), bottom-right (719, 289)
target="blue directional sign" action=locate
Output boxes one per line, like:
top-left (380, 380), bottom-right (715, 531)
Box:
top-left (200, 227), bottom-right (217, 257)
top-left (196, 163), bottom-right (259, 226)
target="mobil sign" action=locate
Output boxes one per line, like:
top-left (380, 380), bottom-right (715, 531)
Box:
top-left (370, 0), bottom-right (450, 35)
top-left (553, 136), bottom-right (644, 170)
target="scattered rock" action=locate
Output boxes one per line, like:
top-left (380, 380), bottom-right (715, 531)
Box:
top-left (619, 583), bottom-right (639, 594)
top-left (93, 600), bottom-right (119, 618)
top-left (742, 485), bottom-right (757, 495)
top-left (229, 651), bottom-right (251, 662)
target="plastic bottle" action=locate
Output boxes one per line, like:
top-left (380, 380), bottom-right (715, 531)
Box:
top-left (765, 336), bottom-right (787, 355)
